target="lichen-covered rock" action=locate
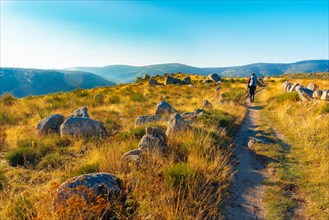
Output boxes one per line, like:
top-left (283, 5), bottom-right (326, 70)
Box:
top-left (155, 101), bottom-right (176, 115)
top-left (60, 117), bottom-right (106, 137)
top-left (148, 79), bottom-right (158, 86)
top-left (207, 73), bottom-right (221, 82)
top-left (297, 87), bottom-right (314, 101)
top-left (164, 76), bottom-right (183, 85)
top-left (53, 173), bottom-right (126, 219)
top-left (182, 76), bottom-right (191, 84)
top-left (135, 115), bottom-right (162, 126)
top-left (138, 127), bottom-right (168, 152)
top-left (166, 113), bottom-right (187, 136)
top-left (36, 114), bottom-right (65, 135)
top-left (321, 90), bottom-right (329, 101)
top-left (202, 100), bottom-right (213, 109)
top-left (289, 83), bottom-right (301, 92)
top-left (313, 90), bottom-right (323, 99)
top-left (307, 83), bottom-right (318, 91)
top-left (69, 107), bottom-right (89, 118)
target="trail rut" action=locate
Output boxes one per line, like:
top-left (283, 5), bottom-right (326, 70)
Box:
top-left (225, 101), bottom-right (266, 220)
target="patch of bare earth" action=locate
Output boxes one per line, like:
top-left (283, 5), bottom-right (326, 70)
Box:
top-left (225, 101), bottom-right (266, 220)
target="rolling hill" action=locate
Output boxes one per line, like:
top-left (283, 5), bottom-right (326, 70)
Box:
top-left (69, 60), bottom-right (329, 83)
top-left (0, 68), bottom-right (115, 97)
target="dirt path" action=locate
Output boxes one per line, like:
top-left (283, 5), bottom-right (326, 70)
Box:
top-left (225, 101), bottom-right (266, 220)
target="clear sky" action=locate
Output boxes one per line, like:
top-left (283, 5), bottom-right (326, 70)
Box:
top-left (1, 0), bottom-right (328, 69)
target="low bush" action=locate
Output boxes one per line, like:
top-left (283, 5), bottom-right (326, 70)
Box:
top-left (108, 95), bottom-right (121, 104)
top-left (165, 163), bottom-right (195, 188)
top-left (267, 92), bottom-right (300, 104)
top-left (130, 92), bottom-right (147, 102)
top-left (197, 109), bottom-right (234, 129)
top-left (317, 102), bottom-right (329, 114)
top-left (37, 153), bottom-right (65, 170)
top-left (72, 163), bottom-right (100, 176)
top-left (5, 147), bottom-right (38, 167)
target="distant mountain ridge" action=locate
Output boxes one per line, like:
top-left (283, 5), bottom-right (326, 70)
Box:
top-left (68, 60), bottom-right (329, 83)
top-left (0, 68), bottom-right (115, 97)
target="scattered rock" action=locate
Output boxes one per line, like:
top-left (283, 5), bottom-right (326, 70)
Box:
top-left (207, 73), bottom-right (221, 82)
top-left (138, 127), bottom-right (168, 152)
top-left (321, 90), bottom-right (329, 101)
top-left (283, 82), bottom-right (292, 92)
top-left (289, 83), bottom-right (301, 92)
top-left (164, 76), bottom-right (183, 85)
top-left (148, 79), bottom-right (158, 86)
top-left (155, 101), bottom-right (176, 115)
top-left (313, 90), bottom-right (323, 99)
top-left (194, 108), bottom-right (205, 115)
top-left (202, 100), bottom-right (213, 109)
top-left (69, 107), bottom-right (89, 118)
top-left (204, 79), bottom-right (213, 84)
top-left (36, 114), bottom-right (65, 135)
top-left (248, 137), bottom-right (272, 149)
top-left (53, 173), bottom-right (126, 218)
top-left (122, 149), bottom-right (142, 164)
top-left (188, 84), bottom-right (195, 88)
top-left (307, 83), bottom-right (318, 91)
top-left (297, 87), bottom-right (314, 101)
top-left (166, 113), bottom-right (187, 136)
top-left (182, 76), bottom-right (191, 84)
top-left (135, 115), bottom-right (162, 126)
top-left (60, 117), bottom-right (106, 137)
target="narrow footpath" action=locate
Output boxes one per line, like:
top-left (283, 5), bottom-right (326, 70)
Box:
top-left (225, 101), bottom-right (266, 220)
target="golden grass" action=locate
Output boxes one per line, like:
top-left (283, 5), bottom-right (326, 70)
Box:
top-left (0, 74), bottom-right (247, 219)
top-left (257, 78), bottom-right (329, 219)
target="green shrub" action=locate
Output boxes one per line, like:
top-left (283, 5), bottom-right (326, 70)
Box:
top-left (73, 163), bottom-right (100, 176)
top-left (17, 139), bottom-right (37, 148)
top-left (198, 109), bottom-right (234, 129)
top-left (165, 163), bottom-right (195, 188)
top-left (130, 92), bottom-right (147, 102)
top-left (37, 153), bottom-right (64, 170)
top-left (223, 87), bottom-right (246, 103)
top-left (5, 147), bottom-right (38, 167)
top-left (108, 95), bottom-right (121, 104)
top-left (267, 92), bottom-right (300, 104)
top-left (131, 126), bottom-right (147, 138)
top-left (0, 169), bottom-right (5, 190)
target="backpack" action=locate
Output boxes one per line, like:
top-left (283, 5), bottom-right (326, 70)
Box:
top-left (249, 75), bottom-right (257, 86)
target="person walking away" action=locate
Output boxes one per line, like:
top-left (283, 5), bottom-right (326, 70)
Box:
top-left (247, 73), bottom-right (257, 103)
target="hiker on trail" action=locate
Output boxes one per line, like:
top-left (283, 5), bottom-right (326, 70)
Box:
top-left (247, 73), bottom-right (257, 103)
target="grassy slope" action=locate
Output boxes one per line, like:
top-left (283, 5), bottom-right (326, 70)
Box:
top-left (0, 74), bottom-right (247, 219)
top-left (253, 78), bottom-right (329, 219)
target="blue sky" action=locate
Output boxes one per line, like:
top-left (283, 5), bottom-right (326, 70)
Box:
top-left (1, 0), bottom-right (328, 68)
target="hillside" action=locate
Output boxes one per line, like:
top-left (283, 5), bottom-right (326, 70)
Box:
top-left (68, 63), bottom-right (211, 83)
top-left (0, 74), bottom-right (328, 219)
top-left (69, 60), bottom-right (329, 83)
top-left (0, 74), bottom-right (248, 219)
top-left (0, 68), bottom-right (115, 98)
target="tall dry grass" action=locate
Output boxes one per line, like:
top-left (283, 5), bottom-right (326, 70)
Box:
top-left (0, 74), bottom-right (247, 219)
top-left (258, 78), bottom-right (329, 219)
